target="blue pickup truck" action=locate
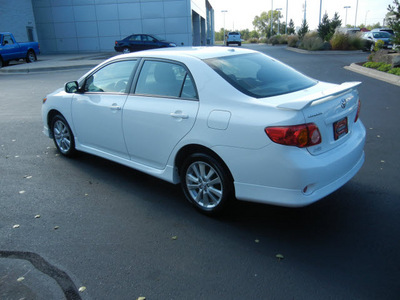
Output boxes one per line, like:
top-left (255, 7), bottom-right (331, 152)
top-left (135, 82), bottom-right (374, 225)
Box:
top-left (0, 32), bottom-right (40, 68)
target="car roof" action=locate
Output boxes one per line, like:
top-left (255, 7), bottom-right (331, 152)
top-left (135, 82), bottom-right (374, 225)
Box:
top-left (117, 46), bottom-right (256, 60)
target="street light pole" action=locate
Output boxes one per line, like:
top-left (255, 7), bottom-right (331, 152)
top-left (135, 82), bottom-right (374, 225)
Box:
top-left (270, 0), bottom-right (273, 36)
top-left (344, 6), bottom-right (351, 26)
top-left (285, 0), bottom-right (288, 35)
top-left (319, 0), bottom-right (322, 25)
top-left (354, 0), bottom-right (359, 28)
top-left (276, 8), bottom-right (282, 34)
top-left (221, 10), bottom-right (228, 45)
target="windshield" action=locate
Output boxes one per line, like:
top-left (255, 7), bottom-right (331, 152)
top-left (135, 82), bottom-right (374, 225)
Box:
top-left (373, 32), bottom-right (391, 38)
top-left (204, 53), bottom-right (317, 98)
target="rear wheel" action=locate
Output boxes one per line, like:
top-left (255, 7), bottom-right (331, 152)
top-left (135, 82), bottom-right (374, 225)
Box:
top-left (51, 115), bottom-right (76, 157)
top-left (26, 50), bottom-right (37, 63)
top-left (180, 153), bottom-right (233, 215)
top-left (122, 47), bottom-right (131, 53)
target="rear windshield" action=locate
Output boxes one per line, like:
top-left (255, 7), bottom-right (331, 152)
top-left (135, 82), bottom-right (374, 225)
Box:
top-left (204, 53), bottom-right (317, 98)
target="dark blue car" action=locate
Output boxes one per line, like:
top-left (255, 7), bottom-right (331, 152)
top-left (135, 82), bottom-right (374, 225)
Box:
top-left (114, 34), bottom-right (176, 53)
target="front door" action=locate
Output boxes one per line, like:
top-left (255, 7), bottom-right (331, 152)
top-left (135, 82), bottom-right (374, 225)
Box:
top-left (71, 60), bottom-right (138, 158)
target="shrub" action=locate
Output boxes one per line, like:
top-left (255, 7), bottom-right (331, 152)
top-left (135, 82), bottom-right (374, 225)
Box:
top-left (377, 63), bottom-right (392, 72)
top-left (388, 68), bottom-right (400, 75)
top-left (248, 38), bottom-right (258, 44)
top-left (259, 37), bottom-right (268, 44)
top-left (375, 40), bottom-right (385, 51)
top-left (348, 34), bottom-right (364, 50)
top-left (322, 41), bottom-right (332, 50)
top-left (278, 34), bottom-right (288, 44)
top-left (300, 32), bottom-right (324, 51)
top-left (287, 35), bottom-right (299, 47)
top-left (330, 33), bottom-right (350, 50)
top-left (363, 62), bottom-right (384, 69)
top-left (269, 35), bottom-right (280, 45)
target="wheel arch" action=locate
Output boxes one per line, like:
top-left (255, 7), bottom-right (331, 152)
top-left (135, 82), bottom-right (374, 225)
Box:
top-left (47, 109), bottom-right (67, 137)
top-left (174, 144), bottom-right (235, 183)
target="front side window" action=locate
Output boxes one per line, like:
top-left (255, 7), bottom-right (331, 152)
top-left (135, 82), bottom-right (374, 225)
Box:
top-left (84, 60), bottom-right (137, 93)
top-left (128, 35), bottom-right (141, 41)
top-left (135, 60), bottom-right (197, 99)
top-left (3, 35), bottom-right (14, 45)
top-left (204, 53), bottom-right (317, 98)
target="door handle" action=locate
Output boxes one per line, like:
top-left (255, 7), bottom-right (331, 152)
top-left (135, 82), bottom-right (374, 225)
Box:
top-left (110, 104), bottom-right (121, 111)
top-left (170, 111), bottom-right (189, 119)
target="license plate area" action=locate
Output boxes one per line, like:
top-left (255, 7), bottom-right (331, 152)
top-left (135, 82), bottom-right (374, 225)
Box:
top-left (333, 117), bottom-right (348, 140)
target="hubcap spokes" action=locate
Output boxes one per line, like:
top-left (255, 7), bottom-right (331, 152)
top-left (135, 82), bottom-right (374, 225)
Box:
top-left (54, 120), bottom-right (71, 153)
top-left (186, 162), bottom-right (223, 208)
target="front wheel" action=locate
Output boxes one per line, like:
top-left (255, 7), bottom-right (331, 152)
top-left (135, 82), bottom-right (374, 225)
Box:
top-left (180, 153), bottom-right (233, 215)
top-left (51, 115), bottom-right (76, 157)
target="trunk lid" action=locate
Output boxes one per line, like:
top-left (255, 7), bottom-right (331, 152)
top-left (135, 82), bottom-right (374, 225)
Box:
top-left (277, 81), bottom-right (361, 155)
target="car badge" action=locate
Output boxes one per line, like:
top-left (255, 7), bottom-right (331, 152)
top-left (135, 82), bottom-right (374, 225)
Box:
top-left (341, 99), bottom-right (347, 109)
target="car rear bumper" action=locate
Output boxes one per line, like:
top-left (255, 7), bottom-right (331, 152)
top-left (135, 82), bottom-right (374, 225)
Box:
top-left (215, 121), bottom-right (366, 207)
top-left (234, 150), bottom-right (364, 207)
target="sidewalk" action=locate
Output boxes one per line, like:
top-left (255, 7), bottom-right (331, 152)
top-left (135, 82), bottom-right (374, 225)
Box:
top-left (0, 52), bottom-right (117, 74)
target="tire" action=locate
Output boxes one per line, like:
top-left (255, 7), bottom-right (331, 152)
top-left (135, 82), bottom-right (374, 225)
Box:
top-left (0, 58), bottom-right (3, 68)
top-left (180, 153), bottom-right (233, 215)
top-left (51, 115), bottom-right (76, 157)
top-left (26, 50), bottom-right (37, 63)
top-left (238, 42), bottom-right (242, 46)
top-left (122, 47), bottom-right (131, 54)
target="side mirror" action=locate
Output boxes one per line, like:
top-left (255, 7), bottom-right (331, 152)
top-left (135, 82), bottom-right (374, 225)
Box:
top-left (65, 81), bottom-right (79, 93)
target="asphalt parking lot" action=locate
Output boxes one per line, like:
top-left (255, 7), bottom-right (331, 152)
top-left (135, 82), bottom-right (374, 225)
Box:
top-left (1, 45), bottom-right (399, 300)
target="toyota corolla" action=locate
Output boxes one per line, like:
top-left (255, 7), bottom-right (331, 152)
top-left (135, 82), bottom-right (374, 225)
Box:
top-left (42, 47), bottom-right (366, 215)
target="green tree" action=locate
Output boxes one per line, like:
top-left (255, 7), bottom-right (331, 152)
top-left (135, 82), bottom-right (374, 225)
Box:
top-left (318, 13), bottom-right (331, 41)
top-left (253, 10), bottom-right (282, 37)
top-left (388, 0), bottom-right (400, 45)
top-left (240, 29), bottom-right (250, 41)
top-left (330, 12), bottom-right (342, 32)
top-left (298, 19), bottom-right (309, 40)
top-left (288, 19), bottom-right (295, 34)
top-left (249, 30), bottom-right (260, 39)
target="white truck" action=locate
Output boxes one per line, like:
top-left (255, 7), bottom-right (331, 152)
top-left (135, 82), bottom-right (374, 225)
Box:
top-left (226, 32), bottom-right (241, 46)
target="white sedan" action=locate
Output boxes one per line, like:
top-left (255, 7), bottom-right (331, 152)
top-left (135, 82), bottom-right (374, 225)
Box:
top-left (42, 47), bottom-right (366, 215)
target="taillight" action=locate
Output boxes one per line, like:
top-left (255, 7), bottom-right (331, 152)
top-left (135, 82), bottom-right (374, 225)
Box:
top-left (354, 100), bottom-right (361, 122)
top-left (265, 123), bottom-right (321, 148)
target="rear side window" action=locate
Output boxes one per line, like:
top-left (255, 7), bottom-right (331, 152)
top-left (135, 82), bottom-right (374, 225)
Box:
top-left (135, 60), bottom-right (197, 99)
top-left (204, 53), bottom-right (317, 98)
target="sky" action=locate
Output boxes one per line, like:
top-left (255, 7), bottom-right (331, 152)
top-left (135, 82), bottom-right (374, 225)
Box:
top-left (211, 0), bottom-right (394, 32)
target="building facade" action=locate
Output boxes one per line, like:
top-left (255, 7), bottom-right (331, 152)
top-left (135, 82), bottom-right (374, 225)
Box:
top-left (0, 0), bottom-right (214, 53)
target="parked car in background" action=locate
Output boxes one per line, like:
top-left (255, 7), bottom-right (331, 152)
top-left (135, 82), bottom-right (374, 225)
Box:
top-left (42, 47), bottom-right (365, 215)
top-left (114, 34), bottom-right (176, 53)
top-left (0, 32), bottom-right (40, 68)
top-left (362, 31), bottom-right (393, 51)
top-left (226, 32), bottom-right (241, 46)
top-left (371, 28), bottom-right (395, 35)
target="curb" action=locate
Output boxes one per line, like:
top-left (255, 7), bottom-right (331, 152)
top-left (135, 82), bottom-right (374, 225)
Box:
top-left (0, 64), bottom-right (99, 74)
top-left (344, 63), bottom-right (400, 86)
top-left (286, 47), bottom-right (364, 55)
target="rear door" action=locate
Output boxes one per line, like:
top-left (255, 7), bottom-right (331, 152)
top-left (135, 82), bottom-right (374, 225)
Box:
top-left (122, 59), bottom-right (199, 169)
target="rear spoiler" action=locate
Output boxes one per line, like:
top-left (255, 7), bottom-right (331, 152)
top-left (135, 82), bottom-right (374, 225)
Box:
top-left (277, 82), bottom-right (361, 110)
